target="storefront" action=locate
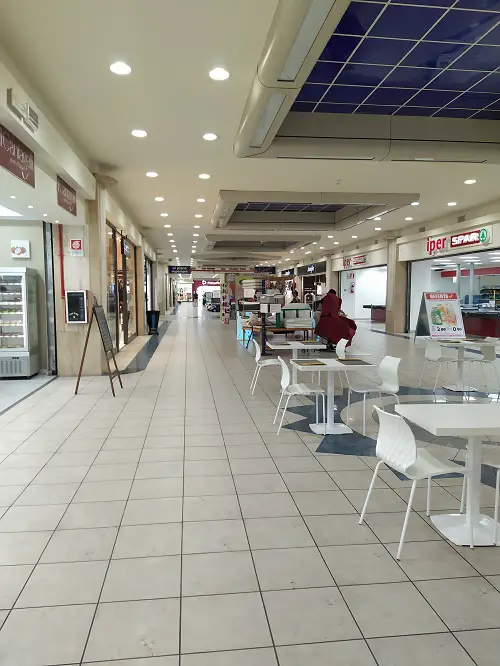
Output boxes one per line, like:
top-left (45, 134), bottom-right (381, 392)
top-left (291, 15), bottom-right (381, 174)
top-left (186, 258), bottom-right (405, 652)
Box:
top-left (399, 220), bottom-right (500, 334)
top-left (296, 261), bottom-right (327, 304)
top-left (332, 246), bottom-right (388, 322)
top-left (106, 224), bottom-right (138, 349)
top-left (279, 268), bottom-right (295, 302)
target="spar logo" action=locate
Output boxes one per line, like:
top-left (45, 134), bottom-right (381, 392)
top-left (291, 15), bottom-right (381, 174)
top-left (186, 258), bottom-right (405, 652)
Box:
top-left (426, 228), bottom-right (490, 255)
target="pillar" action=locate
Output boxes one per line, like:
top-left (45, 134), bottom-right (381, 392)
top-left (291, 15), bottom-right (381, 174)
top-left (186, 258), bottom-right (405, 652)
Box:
top-left (135, 246), bottom-right (146, 336)
top-left (385, 238), bottom-right (407, 333)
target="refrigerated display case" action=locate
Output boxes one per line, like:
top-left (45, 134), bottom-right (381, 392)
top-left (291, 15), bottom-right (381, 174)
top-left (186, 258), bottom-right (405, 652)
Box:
top-left (0, 268), bottom-right (40, 377)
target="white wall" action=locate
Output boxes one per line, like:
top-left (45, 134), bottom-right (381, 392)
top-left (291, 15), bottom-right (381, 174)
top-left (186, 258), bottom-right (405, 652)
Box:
top-left (340, 266), bottom-right (387, 319)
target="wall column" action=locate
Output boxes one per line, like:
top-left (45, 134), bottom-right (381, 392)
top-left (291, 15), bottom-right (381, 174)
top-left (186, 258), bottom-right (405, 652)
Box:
top-left (385, 238), bottom-right (407, 333)
top-left (135, 246), bottom-right (146, 336)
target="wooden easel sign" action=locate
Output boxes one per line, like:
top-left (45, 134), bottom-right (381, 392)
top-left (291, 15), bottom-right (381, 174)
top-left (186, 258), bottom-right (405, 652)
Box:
top-left (75, 301), bottom-right (123, 396)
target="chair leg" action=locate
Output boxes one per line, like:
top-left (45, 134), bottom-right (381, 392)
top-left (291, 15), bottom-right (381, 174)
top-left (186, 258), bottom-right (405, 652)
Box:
top-left (494, 469), bottom-right (500, 545)
top-left (460, 475), bottom-right (466, 514)
top-left (418, 360), bottom-right (427, 388)
top-left (338, 372), bottom-right (343, 389)
top-left (277, 395), bottom-right (292, 435)
top-left (426, 477), bottom-right (432, 517)
top-left (315, 394), bottom-right (319, 426)
top-left (359, 460), bottom-right (383, 525)
top-left (273, 391), bottom-right (284, 424)
top-left (250, 366), bottom-right (258, 392)
top-left (397, 479), bottom-right (417, 560)
top-left (251, 366), bottom-right (261, 395)
top-left (362, 393), bottom-right (367, 436)
top-left (346, 389), bottom-right (351, 423)
top-left (434, 362), bottom-right (441, 391)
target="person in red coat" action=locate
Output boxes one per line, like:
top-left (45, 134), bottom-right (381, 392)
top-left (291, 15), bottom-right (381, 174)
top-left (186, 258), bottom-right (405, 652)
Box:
top-left (314, 289), bottom-right (357, 350)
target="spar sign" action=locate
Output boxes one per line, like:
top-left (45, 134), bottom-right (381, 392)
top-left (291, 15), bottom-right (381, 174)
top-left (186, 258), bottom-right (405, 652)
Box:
top-left (426, 228), bottom-right (490, 256)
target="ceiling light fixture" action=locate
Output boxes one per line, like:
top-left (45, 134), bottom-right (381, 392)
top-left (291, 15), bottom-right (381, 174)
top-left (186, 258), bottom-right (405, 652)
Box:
top-left (167, 233), bottom-right (173, 236)
top-left (198, 173), bottom-right (210, 179)
top-left (305, 251), bottom-right (312, 255)
top-left (197, 198), bottom-right (205, 203)
top-left (312, 242), bottom-right (317, 245)
top-left (209, 67), bottom-right (229, 81)
top-left (352, 235), bottom-right (357, 239)
top-left (375, 227), bottom-right (381, 231)
top-left (374, 217), bottom-right (382, 221)
top-left (28, 205), bottom-right (33, 209)
top-left (131, 129), bottom-right (147, 138)
top-left (192, 250), bottom-right (196, 253)
top-left (203, 133), bottom-right (217, 141)
top-left (405, 217), bottom-right (413, 221)
top-left (155, 197), bottom-right (164, 202)
top-left (333, 241), bottom-right (339, 245)
top-left (328, 235), bottom-right (333, 239)
top-left (10, 196), bottom-right (15, 199)
top-left (161, 213), bottom-right (169, 218)
top-left (164, 224), bottom-right (171, 228)
top-left (193, 233), bottom-right (199, 237)
top-left (146, 172), bottom-right (158, 178)
top-left (319, 246), bottom-right (324, 249)
top-left (173, 250), bottom-right (178, 253)
top-left (194, 225), bottom-right (200, 229)
top-left (411, 201), bottom-right (420, 206)
top-left (110, 61), bottom-right (131, 75)
top-left (464, 179), bottom-right (476, 185)
top-left (43, 213), bottom-right (48, 217)
top-left (290, 251), bottom-right (294, 254)
top-left (195, 214), bottom-right (203, 218)
top-left (447, 201), bottom-right (457, 206)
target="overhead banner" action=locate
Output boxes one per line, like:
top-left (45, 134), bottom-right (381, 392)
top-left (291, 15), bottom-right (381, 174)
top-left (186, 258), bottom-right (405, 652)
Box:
top-left (168, 265), bottom-right (191, 274)
top-left (57, 176), bottom-right (77, 216)
top-left (0, 123), bottom-right (35, 187)
top-left (415, 292), bottom-right (465, 339)
top-left (343, 254), bottom-right (367, 269)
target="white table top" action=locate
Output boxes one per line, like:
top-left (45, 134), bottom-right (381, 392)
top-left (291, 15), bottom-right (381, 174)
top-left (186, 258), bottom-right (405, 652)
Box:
top-left (267, 341), bottom-right (326, 350)
top-left (396, 403), bottom-right (500, 436)
top-left (291, 357), bottom-right (373, 372)
top-left (436, 339), bottom-right (496, 347)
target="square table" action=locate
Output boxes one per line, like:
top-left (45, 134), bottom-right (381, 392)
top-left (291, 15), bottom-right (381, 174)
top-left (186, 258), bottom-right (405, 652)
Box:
top-left (267, 340), bottom-right (327, 383)
top-left (395, 403), bottom-right (500, 547)
top-left (436, 339), bottom-right (496, 392)
top-left (291, 357), bottom-right (373, 436)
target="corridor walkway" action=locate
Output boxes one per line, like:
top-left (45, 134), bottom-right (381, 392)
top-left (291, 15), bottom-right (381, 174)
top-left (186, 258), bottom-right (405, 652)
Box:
top-left (0, 304), bottom-right (499, 665)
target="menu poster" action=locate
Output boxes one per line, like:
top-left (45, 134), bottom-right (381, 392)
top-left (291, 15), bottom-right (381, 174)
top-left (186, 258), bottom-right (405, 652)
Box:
top-left (416, 292), bottom-right (465, 339)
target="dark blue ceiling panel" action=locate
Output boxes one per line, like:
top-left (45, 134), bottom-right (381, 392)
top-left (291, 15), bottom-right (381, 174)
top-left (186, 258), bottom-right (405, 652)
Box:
top-left (234, 203), bottom-right (343, 213)
top-left (295, 0), bottom-right (500, 120)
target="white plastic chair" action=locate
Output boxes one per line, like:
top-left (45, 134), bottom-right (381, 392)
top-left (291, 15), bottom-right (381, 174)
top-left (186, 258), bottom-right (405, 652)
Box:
top-left (249, 339), bottom-right (280, 394)
top-left (359, 407), bottom-right (469, 559)
top-left (346, 356), bottom-right (401, 436)
top-left (418, 339), bottom-right (459, 390)
top-left (274, 356), bottom-right (326, 435)
top-left (469, 344), bottom-right (500, 393)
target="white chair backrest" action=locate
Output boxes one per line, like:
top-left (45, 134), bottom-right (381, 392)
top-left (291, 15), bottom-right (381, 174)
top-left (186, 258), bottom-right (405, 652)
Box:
top-left (377, 356), bottom-right (401, 392)
top-left (253, 339), bottom-right (262, 363)
top-left (375, 407), bottom-right (417, 474)
top-left (485, 337), bottom-right (499, 344)
top-left (425, 339), bottom-right (443, 361)
top-left (278, 356), bottom-right (291, 390)
top-left (479, 344), bottom-right (497, 362)
top-left (335, 338), bottom-right (348, 359)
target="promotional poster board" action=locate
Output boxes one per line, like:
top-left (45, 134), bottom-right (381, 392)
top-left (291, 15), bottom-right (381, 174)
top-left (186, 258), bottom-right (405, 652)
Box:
top-left (415, 292), bottom-right (465, 339)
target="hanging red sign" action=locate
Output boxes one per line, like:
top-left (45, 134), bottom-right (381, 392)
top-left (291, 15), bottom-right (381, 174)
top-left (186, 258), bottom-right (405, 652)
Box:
top-left (0, 123), bottom-right (35, 187)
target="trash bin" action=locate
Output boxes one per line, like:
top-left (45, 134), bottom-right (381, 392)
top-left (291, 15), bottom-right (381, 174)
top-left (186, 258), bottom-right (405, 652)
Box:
top-left (146, 310), bottom-right (160, 335)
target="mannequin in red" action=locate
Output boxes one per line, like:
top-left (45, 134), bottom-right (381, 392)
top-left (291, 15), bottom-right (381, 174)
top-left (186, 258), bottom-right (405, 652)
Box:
top-left (314, 289), bottom-right (357, 350)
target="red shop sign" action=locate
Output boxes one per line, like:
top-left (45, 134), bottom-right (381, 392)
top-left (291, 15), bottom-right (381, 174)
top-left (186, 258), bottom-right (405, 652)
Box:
top-left (57, 176), bottom-right (77, 216)
top-left (0, 123), bottom-right (35, 187)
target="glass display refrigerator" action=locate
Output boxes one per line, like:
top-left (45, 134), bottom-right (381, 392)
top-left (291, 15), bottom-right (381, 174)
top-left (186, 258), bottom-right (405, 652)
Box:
top-left (0, 267), bottom-right (40, 377)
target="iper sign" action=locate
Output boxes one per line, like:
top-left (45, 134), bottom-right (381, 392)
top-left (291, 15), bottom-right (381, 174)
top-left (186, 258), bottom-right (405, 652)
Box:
top-left (426, 228), bottom-right (490, 256)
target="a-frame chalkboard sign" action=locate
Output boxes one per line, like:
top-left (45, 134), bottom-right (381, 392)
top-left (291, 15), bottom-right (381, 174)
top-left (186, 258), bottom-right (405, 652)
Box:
top-left (75, 299), bottom-right (123, 396)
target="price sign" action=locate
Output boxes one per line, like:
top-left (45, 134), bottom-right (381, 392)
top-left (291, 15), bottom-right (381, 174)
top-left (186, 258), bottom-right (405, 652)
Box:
top-left (417, 292), bottom-right (465, 339)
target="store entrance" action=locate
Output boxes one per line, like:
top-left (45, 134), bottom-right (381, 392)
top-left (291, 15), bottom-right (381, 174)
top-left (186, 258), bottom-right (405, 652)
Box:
top-left (106, 225), bottom-right (137, 351)
top-left (340, 265), bottom-right (388, 325)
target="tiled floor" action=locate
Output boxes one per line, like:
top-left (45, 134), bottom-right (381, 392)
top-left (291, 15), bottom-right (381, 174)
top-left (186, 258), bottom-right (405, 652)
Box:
top-left (0, 304), bottom-right (499, 665)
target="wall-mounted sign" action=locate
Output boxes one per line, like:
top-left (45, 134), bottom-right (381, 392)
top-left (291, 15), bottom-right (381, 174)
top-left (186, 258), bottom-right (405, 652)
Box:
top-left (65, 290), bottom-right (88, 324)
top-left (57, 176), bottom-right (77, 216)
top-left (426, 227), bottom-right (490, 256)
top-left (297, 261), bottom-right (327, 276)
top-left (69, 238), bottom-right (84, 256)
top-left (10, 240), bottom-right (30, 258)
top-left (122, 239), bottom-right (132, 258)
top-left (280, 269), bottom-right (294, 277)
top-left (255, 266), bottom-right (276, 274)
top-left (343, 254), bottom-right (367, 269)
top-left (168, 265), bottom-right (191, 274)
top-left (0, 123), bottom-right (35, 187)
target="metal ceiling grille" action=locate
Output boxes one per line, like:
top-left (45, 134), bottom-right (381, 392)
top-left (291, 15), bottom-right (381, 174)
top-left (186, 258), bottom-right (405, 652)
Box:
top-left (234, 202), bottom-right (343, 212)
top-left (292, 0), bottom-right (500, 119)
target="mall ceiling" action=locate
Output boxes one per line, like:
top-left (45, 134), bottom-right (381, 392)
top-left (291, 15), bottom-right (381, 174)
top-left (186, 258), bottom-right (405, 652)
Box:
top-left (1, 0), bottom-right (500, 267)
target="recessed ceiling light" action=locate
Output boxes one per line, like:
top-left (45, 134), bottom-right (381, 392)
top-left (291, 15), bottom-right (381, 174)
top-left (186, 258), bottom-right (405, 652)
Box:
top-left (167, 233), bottom-right (173, 236)
top-left (195, 214), bottom-right (203, 218)
top-left (203, 133), bottom-right (217, 141)
top-left (411, 201), bottom-right (419, 206)
top-left (300, 246), bottom-right (305, 250)
top-left (194, 225), bottom-right (200, 229)
top-left (198, 173), bottom-right (210, 179)
top-left (43, 213), bottom-right (48, 217)
top-left (352, 235), bottom-right (357, 239)
top-left (110, 61), bottom-right (131, 75)
top-left (197, 198), bottom-right (206, 203)
top-left (405, 217), bottom-right (413, 221)
top-left (192, 245), bottom-right (196, 249)
top-left (374, 217), bottom-right (382, 221)
top-left (312, 242), bottom-right (317, 245)
top-left (209, 67), bottom-right (229, 81)
top-left (161, 213), bottom-right (169, 218)
top-left (28, 205), bottom-right (33, 209)
top-left (10, 196), bottom-right (15, 199)
top-left (131, 129), bottom-right (147, 138)
top-left (193, 234), bottom-right (199, 237)
top-left (334, 241), bottom-right (339, 245)
top-left (192, 250), bottom-right (196, 253)
top-left (54, 220), bottom-right (59, 224)
top-left (464, 179), bottom-right (476, 185)
top-left (319, 246), bottom-right (324, 249)
top-left (155, 197), bottom-right (164, 202)
top-left (173, 250), bottom-right (178, 253)
top-left (290, 251), bottom-right (294, 254)
top-left (305, 251), bottom-right (312, 255)
top-left (447, 201), bottom-right (457, 206)
top-left (328, 235), bottom-right (333, 238)
top-left (146, 171), bottom-right (158, 178)
top-left (375, 227), bottom-right (381, 231)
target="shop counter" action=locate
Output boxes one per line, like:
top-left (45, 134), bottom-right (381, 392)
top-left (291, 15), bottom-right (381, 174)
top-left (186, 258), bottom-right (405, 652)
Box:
top-left (462, 309), bottom-right (500, 337)
top-left (363, 304), bottom-right (387, 322)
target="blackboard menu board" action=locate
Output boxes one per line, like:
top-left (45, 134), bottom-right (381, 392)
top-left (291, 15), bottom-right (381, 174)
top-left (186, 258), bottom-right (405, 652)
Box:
top-left (93, 305), bottom-right (114, 352)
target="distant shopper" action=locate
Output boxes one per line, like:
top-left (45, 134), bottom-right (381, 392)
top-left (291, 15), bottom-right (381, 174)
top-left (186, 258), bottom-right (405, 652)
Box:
top-left (291, 290), bottom-right (299, 303)
top-left (314, 289), bottom-right (357, 350)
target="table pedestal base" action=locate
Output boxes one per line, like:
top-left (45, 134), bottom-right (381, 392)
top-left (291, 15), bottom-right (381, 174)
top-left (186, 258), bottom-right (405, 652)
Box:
top-left (309, 422), bottom-right (352, 435)
top-left (443, 383), bottom-right (477, 392)
top-left (431, 513), bottom-right (499, 547)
